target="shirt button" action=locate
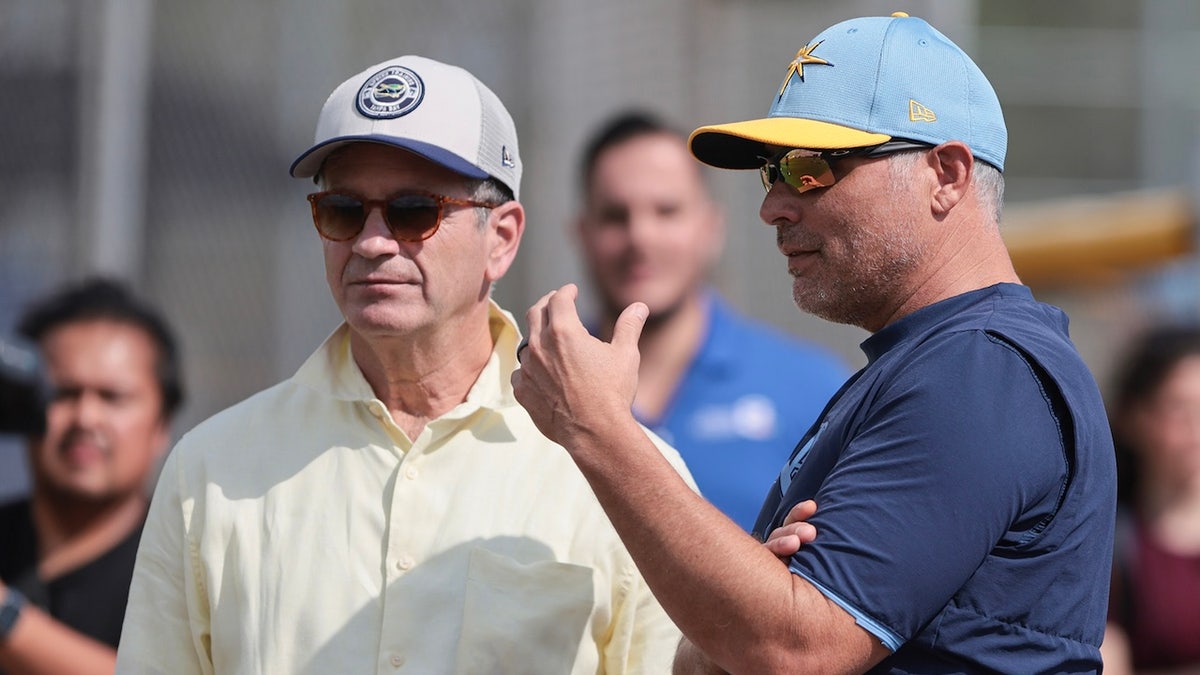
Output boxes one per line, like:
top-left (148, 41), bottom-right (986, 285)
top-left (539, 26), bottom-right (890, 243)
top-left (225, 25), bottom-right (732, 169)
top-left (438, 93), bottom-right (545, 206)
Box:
top-left (404, 466), bottom-right (419, 480)
top-left (390, 654), bottom-right (404, 667)
top-left (396, 555), bottom-right (414, 571)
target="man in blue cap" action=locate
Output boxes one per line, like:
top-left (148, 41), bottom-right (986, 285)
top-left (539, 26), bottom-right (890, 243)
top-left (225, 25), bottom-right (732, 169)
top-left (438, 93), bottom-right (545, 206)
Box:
top-left (514, 12), bottom-right (1116, 673)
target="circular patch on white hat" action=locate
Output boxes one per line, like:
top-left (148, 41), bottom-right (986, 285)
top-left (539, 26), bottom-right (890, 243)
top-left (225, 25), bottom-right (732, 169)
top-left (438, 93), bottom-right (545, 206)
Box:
top-left (356, 66), bottom-right (424, 119)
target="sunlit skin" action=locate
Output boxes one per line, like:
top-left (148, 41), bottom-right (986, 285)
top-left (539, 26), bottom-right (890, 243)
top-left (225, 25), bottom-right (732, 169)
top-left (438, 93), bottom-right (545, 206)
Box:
top-left (321, 145), bottom-right (500, 345)
top-left (577, 132), bottom-right (724, 324)
top-left (759, 150), bottom-right (931, 332)
top-left (29, 320), bottom-right (169, 506)
top-left (318, 142), bottom-right (524, 437)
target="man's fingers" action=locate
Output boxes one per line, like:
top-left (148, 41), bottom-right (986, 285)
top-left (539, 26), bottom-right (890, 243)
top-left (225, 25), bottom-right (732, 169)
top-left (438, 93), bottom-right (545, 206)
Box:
top-left (787, 521), bottom-right (817, 543)
top-left (544, 283), bottom-right (582, 328)
top-left (763, 503), bottom-right (818, 561)
top-left (764, 520), bottom-right (816, 559)
top-left (764, 534), bottom-right (801, 558)
top-left (557, 283), bottom-right (579, 302)
top-left (781, 499), bottom-right (818, 528)
top-left (612, 302), bottom-right (649, 352)
top-left (524, 288), bottom-right (559, 357)
top-left (766, 521), bottom-right (816, 545)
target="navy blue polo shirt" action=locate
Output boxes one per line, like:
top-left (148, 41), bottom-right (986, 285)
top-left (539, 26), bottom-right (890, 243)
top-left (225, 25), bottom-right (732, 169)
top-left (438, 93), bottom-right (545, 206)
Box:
top-left (754, 284), bottom-right (1116, 673)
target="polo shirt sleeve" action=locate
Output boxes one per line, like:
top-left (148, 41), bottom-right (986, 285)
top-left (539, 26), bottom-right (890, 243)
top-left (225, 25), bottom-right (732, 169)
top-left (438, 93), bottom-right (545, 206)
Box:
top-left (116, 446), bottom-right (212, 674)
top-left (788, 330), bottom-right (1070, 648)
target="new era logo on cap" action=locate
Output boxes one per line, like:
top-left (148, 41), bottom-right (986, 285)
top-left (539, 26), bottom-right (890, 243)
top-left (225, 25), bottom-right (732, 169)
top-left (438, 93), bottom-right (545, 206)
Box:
top-left (290, 55), bottom-right (522, 199)
top-left (909, 100), bottom-right (936, 123)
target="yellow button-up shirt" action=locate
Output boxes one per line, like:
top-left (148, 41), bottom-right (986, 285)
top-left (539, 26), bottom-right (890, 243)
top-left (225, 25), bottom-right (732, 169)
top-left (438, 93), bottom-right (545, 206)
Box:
top-left (117, 302), bottom-right (693, 674)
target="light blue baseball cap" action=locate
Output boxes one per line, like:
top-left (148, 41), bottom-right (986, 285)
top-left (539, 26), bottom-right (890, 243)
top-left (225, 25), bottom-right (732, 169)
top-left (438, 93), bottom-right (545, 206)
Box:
top-left (689, 12), bottom-right (1006, 172)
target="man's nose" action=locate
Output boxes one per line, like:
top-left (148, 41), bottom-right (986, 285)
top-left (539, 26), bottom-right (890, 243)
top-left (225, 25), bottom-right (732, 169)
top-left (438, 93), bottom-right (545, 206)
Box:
top-left (73, 391), bottom-right (107, 428)
top-left (352, 206), bottom-right (400, 257)
top-left (759, 182), bottom-right (798, 228)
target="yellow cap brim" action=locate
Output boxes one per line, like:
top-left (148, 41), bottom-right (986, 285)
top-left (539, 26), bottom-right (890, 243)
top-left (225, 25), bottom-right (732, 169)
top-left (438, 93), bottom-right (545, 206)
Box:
top-left (688, 117), bottom-right (891, 170)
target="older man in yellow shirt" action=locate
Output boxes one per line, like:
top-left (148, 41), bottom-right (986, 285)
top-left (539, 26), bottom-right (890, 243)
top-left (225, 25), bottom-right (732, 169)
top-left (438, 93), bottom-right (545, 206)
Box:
top-left (115, 55), bottom-right (692, 674)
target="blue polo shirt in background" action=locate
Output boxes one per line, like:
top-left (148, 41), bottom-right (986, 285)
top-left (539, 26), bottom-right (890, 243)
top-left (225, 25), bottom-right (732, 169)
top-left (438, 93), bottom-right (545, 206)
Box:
top-left (635, 291), bottom-right (851, 530)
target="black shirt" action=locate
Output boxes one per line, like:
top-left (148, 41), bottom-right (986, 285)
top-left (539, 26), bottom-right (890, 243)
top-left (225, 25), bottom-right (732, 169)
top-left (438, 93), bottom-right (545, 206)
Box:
top-left (0, 498), bottom-right (143, 649)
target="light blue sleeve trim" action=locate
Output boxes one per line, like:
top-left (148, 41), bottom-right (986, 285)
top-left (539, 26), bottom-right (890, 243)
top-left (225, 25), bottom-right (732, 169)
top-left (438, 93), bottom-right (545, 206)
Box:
top-left (789, 564), bottom-right (904, 652)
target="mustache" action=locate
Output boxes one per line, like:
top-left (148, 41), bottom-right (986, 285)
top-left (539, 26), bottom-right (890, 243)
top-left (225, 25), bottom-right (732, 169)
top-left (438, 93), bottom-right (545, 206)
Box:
top-left (776, 228), bottom-right (822, 251)
top-left (57, 428), bottom-right (109, 455)
top-left (343, 258), bottom-right (420, 282)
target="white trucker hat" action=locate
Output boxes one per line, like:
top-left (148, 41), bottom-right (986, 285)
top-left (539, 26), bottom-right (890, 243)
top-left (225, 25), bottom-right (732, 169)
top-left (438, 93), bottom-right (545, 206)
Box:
top-left (290, 55), bottom-right (522, 199)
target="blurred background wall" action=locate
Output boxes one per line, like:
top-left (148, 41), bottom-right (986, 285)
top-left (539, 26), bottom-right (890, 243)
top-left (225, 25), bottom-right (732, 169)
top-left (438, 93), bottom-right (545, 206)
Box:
top-left (1, 0), bottom-right (1197, 498)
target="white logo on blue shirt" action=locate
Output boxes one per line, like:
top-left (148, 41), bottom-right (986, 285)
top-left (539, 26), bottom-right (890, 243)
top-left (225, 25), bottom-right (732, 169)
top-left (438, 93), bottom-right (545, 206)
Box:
top-left (687, 395), bottom-right (778, 441)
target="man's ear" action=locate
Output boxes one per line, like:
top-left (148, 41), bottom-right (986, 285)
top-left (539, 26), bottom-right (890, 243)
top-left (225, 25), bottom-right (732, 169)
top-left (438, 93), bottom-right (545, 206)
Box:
top-left (929, 141), bottom-right (974, 216)
top-left (485, 200), bottom-right (525, 283)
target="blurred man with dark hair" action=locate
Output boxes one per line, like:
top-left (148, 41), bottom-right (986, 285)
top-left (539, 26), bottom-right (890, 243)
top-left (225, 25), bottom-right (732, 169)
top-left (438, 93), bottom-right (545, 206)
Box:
top-left (575, 110), bottom-right (849, 529)
top-left (0, 278), bottom-right (184, 674)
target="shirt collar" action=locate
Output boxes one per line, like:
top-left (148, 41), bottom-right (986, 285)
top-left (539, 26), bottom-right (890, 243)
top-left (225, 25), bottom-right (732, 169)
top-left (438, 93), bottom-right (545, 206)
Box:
top-left (293, 299), bottom-right (524, 413)
top-left (860, 283), bottom-right (1033, 363)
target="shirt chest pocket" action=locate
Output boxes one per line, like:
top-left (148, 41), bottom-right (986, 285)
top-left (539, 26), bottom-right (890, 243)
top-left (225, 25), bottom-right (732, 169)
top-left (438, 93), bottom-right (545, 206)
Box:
top-left (454, 546), bottom-right (596, 675)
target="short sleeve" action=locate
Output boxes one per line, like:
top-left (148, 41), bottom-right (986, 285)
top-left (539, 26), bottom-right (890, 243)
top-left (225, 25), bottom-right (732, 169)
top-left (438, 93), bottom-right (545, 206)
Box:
top-left (789, 330), bottom-right (1069, 646)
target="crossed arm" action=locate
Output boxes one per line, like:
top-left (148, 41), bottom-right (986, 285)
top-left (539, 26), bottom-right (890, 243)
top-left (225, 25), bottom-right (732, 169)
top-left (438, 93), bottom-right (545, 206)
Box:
top-left (512, 285), bottom-right (889, 674)
top-left (672, 500), bottom-right (821, 674)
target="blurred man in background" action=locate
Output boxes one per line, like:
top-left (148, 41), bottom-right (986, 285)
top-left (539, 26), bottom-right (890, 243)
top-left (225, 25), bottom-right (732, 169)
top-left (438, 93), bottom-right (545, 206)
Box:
top-left (0, 278), bottom-right (184, 674)
top-left (574, 110), bottom-right (849, 530)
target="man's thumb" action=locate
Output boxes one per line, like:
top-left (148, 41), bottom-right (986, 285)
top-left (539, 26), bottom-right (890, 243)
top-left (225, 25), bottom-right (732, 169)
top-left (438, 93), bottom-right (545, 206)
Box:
top-left (612, 302), bottom-right (648, 350)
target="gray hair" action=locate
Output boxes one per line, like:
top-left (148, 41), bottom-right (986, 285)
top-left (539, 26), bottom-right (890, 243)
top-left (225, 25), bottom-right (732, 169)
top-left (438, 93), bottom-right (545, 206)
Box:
top-left (971, 161), bottom-right (1005, 226)
top-left (470, 177), bottom-right (514, 227)
top-left (887, 150), bottom-right (1005, 228)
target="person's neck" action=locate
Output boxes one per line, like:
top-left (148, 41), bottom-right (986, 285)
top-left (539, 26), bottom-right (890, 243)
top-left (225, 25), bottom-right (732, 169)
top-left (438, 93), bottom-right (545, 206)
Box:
top-left (349, 312), bottom-right (496, 440)
top-left (871, 226), bottom-right (1020, 332)
top-left (607, 291), bottom-right (708, 423)
top-left (31, 489), bottom-right (148, 582)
